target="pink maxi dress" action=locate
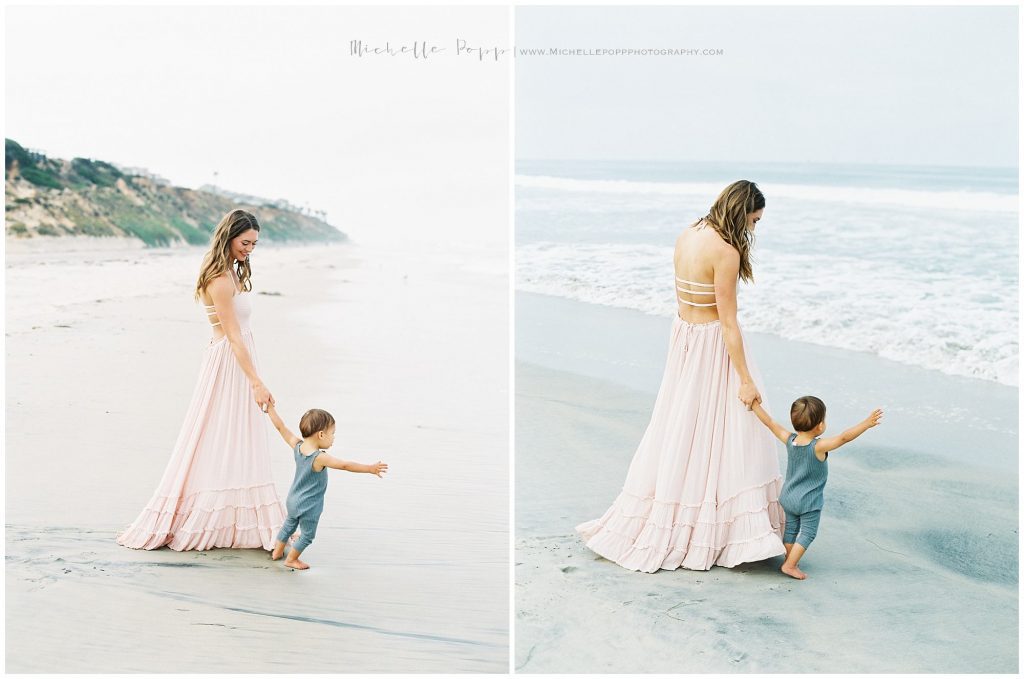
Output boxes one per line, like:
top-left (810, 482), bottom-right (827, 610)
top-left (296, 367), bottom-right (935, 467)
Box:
top-left (576, 276), bottom-right (787, 572)
top-left (117, 288), bottom-right (286, 550)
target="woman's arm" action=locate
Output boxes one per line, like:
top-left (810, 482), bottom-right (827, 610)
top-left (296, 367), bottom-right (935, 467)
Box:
top-left (313, 453), bottom-right (388, 477)
top-left (713, 247), bottom-right (760, 407)
top-left (207, 274), bottom-right (274, 408)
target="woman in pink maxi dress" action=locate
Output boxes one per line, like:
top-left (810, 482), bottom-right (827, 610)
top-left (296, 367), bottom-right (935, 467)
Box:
top-left (117, 209), bottom-right (286, 551)
top-left (576, 181), bottom-right (786, 573)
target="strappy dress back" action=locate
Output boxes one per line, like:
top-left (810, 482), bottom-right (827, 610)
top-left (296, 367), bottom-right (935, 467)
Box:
top-left (203, 301), bottom-right (222, 328)
top-left (203, 276), bottom-right (252, 333)
top-left (675, 276), bottom-right (717, 308)
top-left (674, 220), bottom-right (718, 311)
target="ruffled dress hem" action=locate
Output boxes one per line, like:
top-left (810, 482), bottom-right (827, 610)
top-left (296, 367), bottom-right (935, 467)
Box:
top-left (116, 483), bottom-right (285, 551)
top-left (576, 477), bottom-right (786, 573)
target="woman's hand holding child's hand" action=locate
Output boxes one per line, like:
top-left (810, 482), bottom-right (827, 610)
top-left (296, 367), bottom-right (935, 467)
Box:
top-left (252, 383), bottom-right (274, 411)
top-left (738, 382), bottom-right (761, 410)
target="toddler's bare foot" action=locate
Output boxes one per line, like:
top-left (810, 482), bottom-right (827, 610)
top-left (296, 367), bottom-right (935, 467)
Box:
top-left (270, 544), bottom-right (285, 561)
top-left (284, 558), bottom-right (309, 570)
top-left (781, 564), bottom-right (807, 580)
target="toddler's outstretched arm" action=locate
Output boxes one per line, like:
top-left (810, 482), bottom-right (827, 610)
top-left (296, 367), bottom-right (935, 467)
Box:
top-left (266, 404), bottom-right (301, 449)
top-left (815, 409), bottom-right (883, 456)
top-left (751, 402), bottom-right (792, 444)
top-left (317, 454), bottom-right (388, 477)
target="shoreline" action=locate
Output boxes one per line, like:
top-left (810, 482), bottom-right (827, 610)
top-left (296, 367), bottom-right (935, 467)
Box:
top-left (514, 292), bottom-right (1018, 673)
top-left (516, 291), bottom-right (1017, 472)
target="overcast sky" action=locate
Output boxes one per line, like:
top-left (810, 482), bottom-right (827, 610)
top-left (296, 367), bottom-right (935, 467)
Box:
top-left (6, 3), bottom-right (1017, 244)
top-left (6, 5), bottom-right (510, 246)
top-left (516, 5), bottom-right (1018, 168)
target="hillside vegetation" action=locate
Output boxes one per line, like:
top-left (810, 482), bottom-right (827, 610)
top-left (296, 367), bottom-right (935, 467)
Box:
top-left (5, 139), bottom-right (346, 246)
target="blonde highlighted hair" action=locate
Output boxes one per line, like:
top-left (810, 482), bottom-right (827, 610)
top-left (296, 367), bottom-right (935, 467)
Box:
top-left (194, 209), bottom-right (260, 300)
top-left (699, 180), bottom-right (765, 283)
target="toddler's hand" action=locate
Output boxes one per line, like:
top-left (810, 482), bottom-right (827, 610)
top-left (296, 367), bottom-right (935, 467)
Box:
top-left (371, 461), bottom-right (388, 478)
top-left (738, 382), bottom-right (761, 410)
top-left (864, 408), bottom-right (883, 427)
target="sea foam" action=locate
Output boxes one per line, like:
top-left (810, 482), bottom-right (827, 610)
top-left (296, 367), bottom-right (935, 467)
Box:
top-left (517, 241), bottom-right (1019, 386)
top-left (516, 174), bottom-right (1019, 213)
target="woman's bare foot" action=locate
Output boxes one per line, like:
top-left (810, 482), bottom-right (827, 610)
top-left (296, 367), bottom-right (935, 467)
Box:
top-left (284, 558), bottom-right (309, 570)
top-left (270, 543), bottom-right (285, 561)
top-left (781, 564), bottom-right (807, 580)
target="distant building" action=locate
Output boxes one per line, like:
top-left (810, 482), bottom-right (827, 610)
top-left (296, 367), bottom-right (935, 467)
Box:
top-left (112, 164), bottom-right (170, 185)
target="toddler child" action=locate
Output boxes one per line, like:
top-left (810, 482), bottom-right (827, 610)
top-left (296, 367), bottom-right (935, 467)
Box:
top-left (752, 396), bottom-right (882, 580)
top-left (265, 404), bottom-right (388, 570)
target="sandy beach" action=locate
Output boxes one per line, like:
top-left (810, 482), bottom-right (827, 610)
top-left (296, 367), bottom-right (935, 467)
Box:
top-left (5, 238), bottom-right (508, 672)
top-left (515, 292), bottom-right (1018, 673)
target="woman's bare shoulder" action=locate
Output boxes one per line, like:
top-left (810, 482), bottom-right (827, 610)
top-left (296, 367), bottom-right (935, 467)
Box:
top-left (676, 217), bottom-right (704, 243)
top-left (677, 220), bottom-right (729, 248)
top-left (712, 243), bottom-right (740, 275)
top-left (683, 227), bottom-right (737, 272)
top-left (203, 271), bottom-right (233, 298)
top-left (694, 224), bottom-right (735, 256)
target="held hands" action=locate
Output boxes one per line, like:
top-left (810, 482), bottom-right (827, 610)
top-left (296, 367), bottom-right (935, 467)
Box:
top-left (370, 461), bottom-right (389, 478)
top-left (252, 383), bottom-right (275, 412)
top-left (738, 382), bottom-right (761, 410)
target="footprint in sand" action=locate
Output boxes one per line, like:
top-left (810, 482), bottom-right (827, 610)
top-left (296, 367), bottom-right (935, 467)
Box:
top-left (560, 566), bottom-right (577, 574)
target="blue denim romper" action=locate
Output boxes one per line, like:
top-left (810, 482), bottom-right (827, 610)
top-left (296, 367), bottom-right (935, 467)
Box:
top-left (277, 441), bottom-right (329, 553)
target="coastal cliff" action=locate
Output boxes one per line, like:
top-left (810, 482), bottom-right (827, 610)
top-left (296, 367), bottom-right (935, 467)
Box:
top-left (5, 139), bottom-right (346, 246)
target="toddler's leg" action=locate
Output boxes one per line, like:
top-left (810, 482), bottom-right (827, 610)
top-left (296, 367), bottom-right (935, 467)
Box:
top-left (781, 510), bottom-right (821, 580)
top-left (283, 516), bottom-right (320, 571)
top-left (782, 508), bottom-right (800, 558)
top-left (272, 515), bottom-right (300, 560)
top-left (797, 510), bottom-right (821, 549)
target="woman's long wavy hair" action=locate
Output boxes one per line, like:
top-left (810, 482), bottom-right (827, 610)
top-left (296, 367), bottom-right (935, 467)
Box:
top-left (699, 180), bottom-right (765, 283)
top-left (194, 209), bottom-right (260, 300)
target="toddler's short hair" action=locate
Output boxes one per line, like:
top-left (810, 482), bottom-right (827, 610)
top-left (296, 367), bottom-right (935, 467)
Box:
top-left (790, 396), bottom-right (826, 432)
top-left (300, 408), bottom-right (336, 438)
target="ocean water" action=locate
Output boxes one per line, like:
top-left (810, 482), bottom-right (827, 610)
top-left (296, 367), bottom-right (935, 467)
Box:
top-left (516, 160), bottom-right (1019, 386)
